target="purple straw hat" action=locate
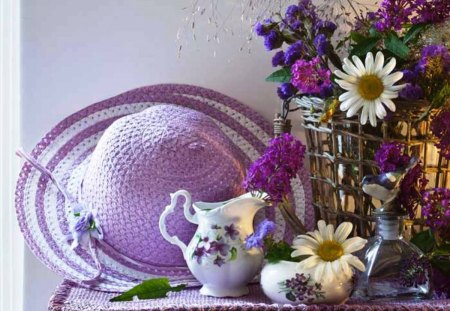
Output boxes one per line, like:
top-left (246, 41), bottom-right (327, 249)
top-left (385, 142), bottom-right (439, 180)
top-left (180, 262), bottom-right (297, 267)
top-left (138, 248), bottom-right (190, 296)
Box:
top-left (15, 84), bottom-right (313, 291)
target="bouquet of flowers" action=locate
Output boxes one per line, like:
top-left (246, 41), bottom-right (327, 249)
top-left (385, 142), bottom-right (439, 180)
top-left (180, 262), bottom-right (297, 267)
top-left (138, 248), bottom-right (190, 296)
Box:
top-left (256, 0), bottom-right (449, 126)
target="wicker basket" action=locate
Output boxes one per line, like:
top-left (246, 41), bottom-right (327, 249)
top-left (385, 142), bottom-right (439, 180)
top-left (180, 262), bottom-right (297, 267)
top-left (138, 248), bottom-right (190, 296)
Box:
top-left (293, 97), bottom-right (448, 238)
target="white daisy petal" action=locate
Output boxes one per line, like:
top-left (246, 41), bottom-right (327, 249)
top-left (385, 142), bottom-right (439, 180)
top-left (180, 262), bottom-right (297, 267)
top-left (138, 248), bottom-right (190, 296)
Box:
top-left (332, 259), bottom-right (342, 276)
top-left (334, 70), bottom-right (358, 83)
top-left (342, 237), bottom-right (368, 253)
top-left (379, 57), bottom-right (396, 77)
top-left (383, 72), bottom-right (403, 86)
top-left (339, 90), bottom-right (357, 102)
top-left (369, 102), bottom-right (377, 127)
top-left (334, 222), bottom-right (353, 243)
top-left (386, 84), bottom-right (406, 91)
top-left (374, 51), bottom-right (385, 74)
top-left (292, 245), bottom-right (316, 256)
top-left (343, 59), bottom-right (362, 77)
top-left (352, 55), bottom-right (366, 74)
top-left (346, 255), bottom-right (366, 272)
top-left (339, 257), bottom-right (353, 280)
top-left (293, 235), bottom-right (320, 249)
top-left (307, 230), bottom-right (324, 244)
top-left (336, 79), bottom-right (357, 91)
top-left (324, 262), bottom-right (334, 283)
top-left (375, 99), bottom-right (387, 119)
top-left (346, 98), bottom-right (364, 117)
top-left (340, 97), bottom-right (360, 112)
top-left (380, 91), bottom-right (399, 99)
top-left (314, 262), bottom-right (326, 282)
top-left (299, 255), bottom-right (321, 269)
top-left (317, 220), bottom-right (328, 240)
top-left (324, 224), bottom-right (334, 241)
top-left (360, 104), bottom-right (369, 125)
top-left (365, 52), bottom-right (374, 74)
top-left (382, 98), bottom-right (396, 112)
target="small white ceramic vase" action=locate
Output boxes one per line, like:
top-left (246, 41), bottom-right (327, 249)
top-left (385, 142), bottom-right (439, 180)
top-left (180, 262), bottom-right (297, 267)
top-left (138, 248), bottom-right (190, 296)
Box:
top-left (261, 261), bottom-right (353, 305)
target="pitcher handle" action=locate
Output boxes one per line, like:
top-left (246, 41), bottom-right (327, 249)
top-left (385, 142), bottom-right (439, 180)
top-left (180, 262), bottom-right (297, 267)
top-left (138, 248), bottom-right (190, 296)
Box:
top-left (159, 190), bottom-right (197, 257)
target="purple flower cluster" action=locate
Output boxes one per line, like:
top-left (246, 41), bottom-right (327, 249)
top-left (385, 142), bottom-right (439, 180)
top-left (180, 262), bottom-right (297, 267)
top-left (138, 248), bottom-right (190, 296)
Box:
top-left (422, 188), bottom-right (450, 241)
top-left (291, 57), bottom-right (332, 95)
top-left (245, 219), bottom-right (276, 249)
top-left (281, 273), bottom-right (324, 302)
top-left (243, 133), bottom-right (306, 203)
top-left (374, 142), bottom-right (427, 218)
top-left (417, 45), bottom-right (450, 76)
top-left (254, 0), bottom-right (337, 99)
top-left (431, 111), bottom-right (450, 160)
top-left (399, 255), bottom-right (430, 288)
top-left (374, 0), bottom-right (450, 32)
top-left (374, 142), bottom-right (410, 173)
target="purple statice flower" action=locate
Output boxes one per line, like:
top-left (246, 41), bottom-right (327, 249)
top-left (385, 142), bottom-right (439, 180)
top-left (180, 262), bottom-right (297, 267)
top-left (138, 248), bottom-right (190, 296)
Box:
top-left (245, 219), bottom-right (276, 249)
top-left (264, 30), bottom-right (283, 51)
top-left (319, 84), bottom-right (333, 98)
top-left (243, 133), bottom-right (306, 203)
top-left (417, 45), bottom-right (450, 76)
top-left (374, 142), bottom-right (410, 173)
top-left (399, 83), bottom-right (424, 100)
top-left (291, 57), bottom-right (332, 95)
top-left (374, 0), bottom-right (417, 32)
top-left (374, 142), bottom-right (427, 218)
top-left (399, 255), bottom-right (430, 288)
top-left (422, 187), bottom-right (450, 241)
top-left (209, 240), bottom-right (230, 257)
top-left (401, 69), bottom-right (418, 83)
top-left (277, 83), bottom-right (296, 100)
top-left (213, 256), bottom-right (226, 267)
top-left (224, 224), bottom-right (239, 240)
top-left (313, 34), bottom-right (328, 57)
top-left (284, 41), bottom-right (306, 66)
top-left (413, 0), bottom-right (450, 24)
top-left (272, 50), bottom-right (285, 67)
top-left (254, 18), bottom-right (274, 36)
top-left (314, 20), bottom-right (336, 36)
top-left (431, 111), bottom-right (450, 160)
top-left (285, 5), bottom-right (299, 24)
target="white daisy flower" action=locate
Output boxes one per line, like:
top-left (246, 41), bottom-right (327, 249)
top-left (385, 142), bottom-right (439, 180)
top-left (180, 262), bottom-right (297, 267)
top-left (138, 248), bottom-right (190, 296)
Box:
top-left (292, 220), bottom-right (367, 283)
top-left (334, 52), bottom-right (406, 127)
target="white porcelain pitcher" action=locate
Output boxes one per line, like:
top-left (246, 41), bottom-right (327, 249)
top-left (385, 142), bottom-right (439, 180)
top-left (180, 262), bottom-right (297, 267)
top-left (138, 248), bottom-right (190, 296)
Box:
top-left (159, 190), bottom-right (266, 297)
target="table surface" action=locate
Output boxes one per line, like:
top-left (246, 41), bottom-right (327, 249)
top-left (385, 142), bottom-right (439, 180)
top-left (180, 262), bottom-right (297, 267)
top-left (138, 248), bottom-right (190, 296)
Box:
top-left (48, 280), bottom-right (450, 311)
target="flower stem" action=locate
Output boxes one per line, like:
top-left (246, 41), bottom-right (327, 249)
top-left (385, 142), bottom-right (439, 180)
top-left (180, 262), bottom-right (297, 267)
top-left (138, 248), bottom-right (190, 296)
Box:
top-left (278, 196), bottom-right (307, 235)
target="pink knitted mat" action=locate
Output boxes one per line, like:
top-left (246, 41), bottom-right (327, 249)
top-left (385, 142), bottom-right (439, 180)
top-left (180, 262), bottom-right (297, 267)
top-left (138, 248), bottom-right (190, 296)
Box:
top-left (49, 280), bottom-right (450, 311)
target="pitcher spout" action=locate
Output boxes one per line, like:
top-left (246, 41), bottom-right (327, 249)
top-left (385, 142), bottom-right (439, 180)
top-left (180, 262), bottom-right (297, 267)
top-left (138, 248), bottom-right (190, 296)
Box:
top-left (220, 192), bottom-right (267, 223)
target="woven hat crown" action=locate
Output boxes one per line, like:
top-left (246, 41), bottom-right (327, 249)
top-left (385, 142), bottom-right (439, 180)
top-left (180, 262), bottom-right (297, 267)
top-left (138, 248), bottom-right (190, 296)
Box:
top-left (81, 104), bottom-right (247, 266)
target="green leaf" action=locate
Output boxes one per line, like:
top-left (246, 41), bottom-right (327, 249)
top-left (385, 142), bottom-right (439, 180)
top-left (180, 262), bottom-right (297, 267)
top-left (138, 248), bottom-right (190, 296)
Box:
top-left (350, 31), bottom-right (367, 44)
top-left (286, 292), bottom-right (296, 302)
top-left (265, 68), bottom-right (292, 83)
top-left (411, 229), bottom-right (435, 254)
top-left (264, 238), bottom-right (305, 263)
top-left (230, 247), bottom-right (238, 261)
top-left (110, 278), bottom-right (186, 302)
top-left (351, 36), bottom-right (380, 57)
top-left (431, 255), bottom-right (450, 276)
top-left (403, 24), bottom-right (427, 44)
top-left (384, 32), bottom-right (410, 59)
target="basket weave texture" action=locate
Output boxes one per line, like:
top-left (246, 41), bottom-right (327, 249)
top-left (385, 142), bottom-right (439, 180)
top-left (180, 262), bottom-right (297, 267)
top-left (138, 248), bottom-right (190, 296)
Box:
top-left (296, 98), bottom-right (447, 237)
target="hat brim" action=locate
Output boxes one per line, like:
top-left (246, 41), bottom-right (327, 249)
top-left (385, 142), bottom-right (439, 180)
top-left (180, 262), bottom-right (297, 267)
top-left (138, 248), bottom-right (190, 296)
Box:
top-left (16, 84), bottom-right (314, 291)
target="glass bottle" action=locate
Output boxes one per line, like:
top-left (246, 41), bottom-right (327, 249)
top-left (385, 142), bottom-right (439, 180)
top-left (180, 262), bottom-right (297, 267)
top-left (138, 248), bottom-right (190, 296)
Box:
top-left (352, 214), bottom-right (432, 301)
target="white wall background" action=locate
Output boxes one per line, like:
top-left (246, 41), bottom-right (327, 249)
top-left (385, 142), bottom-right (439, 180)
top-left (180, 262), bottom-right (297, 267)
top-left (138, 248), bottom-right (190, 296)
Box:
top-left (21, 1), bottom-right (294, 310)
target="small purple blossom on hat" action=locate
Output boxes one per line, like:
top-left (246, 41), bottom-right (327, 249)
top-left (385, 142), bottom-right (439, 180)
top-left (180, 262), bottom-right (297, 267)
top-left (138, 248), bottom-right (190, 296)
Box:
top-left (70, 202), bottom-right (103, 250)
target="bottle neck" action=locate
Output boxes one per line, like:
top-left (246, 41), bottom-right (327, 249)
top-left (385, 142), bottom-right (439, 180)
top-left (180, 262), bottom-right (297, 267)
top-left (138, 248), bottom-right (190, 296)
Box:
top-left (376, 216), bottom-right (405, 240)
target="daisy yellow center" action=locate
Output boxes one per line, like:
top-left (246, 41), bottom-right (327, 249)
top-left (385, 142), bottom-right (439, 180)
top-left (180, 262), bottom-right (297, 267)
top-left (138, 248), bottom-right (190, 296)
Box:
top-left (357, 74), bottom-right (384, 100)
top-left (317, 240), bottom-right (344, 262)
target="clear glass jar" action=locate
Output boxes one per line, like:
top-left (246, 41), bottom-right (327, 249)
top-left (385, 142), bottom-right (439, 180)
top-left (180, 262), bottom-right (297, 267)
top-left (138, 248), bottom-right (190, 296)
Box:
top-left (352, 215), bottom-right (432, 301)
